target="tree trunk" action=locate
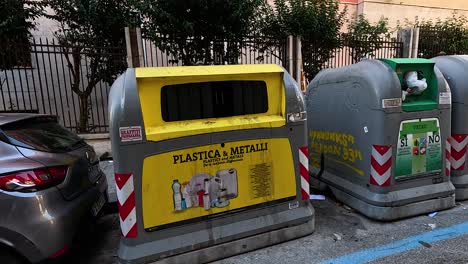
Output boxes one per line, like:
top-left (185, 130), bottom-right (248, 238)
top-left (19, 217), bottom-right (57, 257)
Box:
top-left (78, 93), bottom-right (89, 133)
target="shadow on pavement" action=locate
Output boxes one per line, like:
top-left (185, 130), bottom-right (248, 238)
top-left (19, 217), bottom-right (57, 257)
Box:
top-left (65, 203), bottom-right (120, 264)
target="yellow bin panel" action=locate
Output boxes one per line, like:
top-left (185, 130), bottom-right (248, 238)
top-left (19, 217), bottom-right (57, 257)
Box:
top-left (141, 138), bottom-right (296, 229)
top-left (135, 65), bottom-right (286, 142)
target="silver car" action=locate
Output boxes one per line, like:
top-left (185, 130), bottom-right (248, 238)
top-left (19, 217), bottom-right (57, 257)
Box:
top-left (0, 114), bottom-right (107, 263)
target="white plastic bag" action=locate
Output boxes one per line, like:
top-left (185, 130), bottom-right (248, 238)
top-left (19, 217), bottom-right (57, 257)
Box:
top-left (402, 71), bottom-right (427, 101)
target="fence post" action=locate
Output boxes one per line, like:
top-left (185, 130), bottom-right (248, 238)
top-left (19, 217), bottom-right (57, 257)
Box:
top-left (136, 28), bottom-right (145, 66)
top-left (125, 27), bottom-right (133, 67)
top-left (287, 36), bottom-right (294, 75)
top-left (295, 37), bottom-right (302, 84)
top-left (398, 27), bottom-right (420, 58)
top-left (398, 27), bottom-right (414, 58)
top-left (125, 27), bottom-right (143, 67)
top-left (288, 36), bottom-right (302, 83)
top-left (411, 27), bottom-right (420, 58)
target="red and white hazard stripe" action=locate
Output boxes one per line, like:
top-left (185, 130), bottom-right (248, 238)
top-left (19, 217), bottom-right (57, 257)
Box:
top-left (299, 146), bottom-right (309, 200)
top-left (450, 134), bottom-right (468, 171)
top-left (446, 138), bottom-right (451, 176)
top-left (115, 173), bottom-right (137, 238)
top-left (370, 145), bottom-right (392, 187)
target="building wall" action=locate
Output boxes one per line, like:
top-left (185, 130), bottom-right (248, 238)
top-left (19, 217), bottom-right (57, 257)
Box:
top-left (362, 0), bottom-right (468, 11)
top-left (32, 7), bottom-right (57, 37)
top-left (341, 0), bottom-right (468, 28)
top-left (35, 1), bottom-right (468, 37)
top-left (340, 0), bottom-right (358, 32)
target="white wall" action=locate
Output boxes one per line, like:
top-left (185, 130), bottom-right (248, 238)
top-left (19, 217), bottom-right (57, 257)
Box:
top-left (32, 7), bottom-right (58, 38)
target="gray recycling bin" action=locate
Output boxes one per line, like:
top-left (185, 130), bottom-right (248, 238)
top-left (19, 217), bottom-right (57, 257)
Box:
top-left (306, 58), bottom-right (456, 220)
top-left (433, 55), bottom-right (468, 200)
top-left (109, 65), bottom-right (314, 263)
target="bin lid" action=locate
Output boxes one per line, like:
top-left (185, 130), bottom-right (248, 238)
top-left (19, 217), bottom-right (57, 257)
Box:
top-left (433, 55), bottom-right (468, 105)
top-left (133, 64), bottom-right (288, 142)
top-left (380, 58), bottom-right (438, 112)
top-left (135, 64), bottom-right (284, 78)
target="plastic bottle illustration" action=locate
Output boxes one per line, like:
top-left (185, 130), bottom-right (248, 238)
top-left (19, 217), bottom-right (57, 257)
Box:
top-left (197, 190), bottom-right (204, 206)
top-left (214, 188), bottom-right (229, 208)
top-left (204, 178), bottom-right (210, 193)
top-left (182, 185), bottom-right (192, 208)
top-left (219, 188), bottom-right (228, 203)
top-left (203, 192), bottom-right (210, 210)
top-left (203, 179), bottom-right (211, 210)
top-left (185, 195), bottom-right (192, 208)
top-left (172, 179), bottom-right (182, 211)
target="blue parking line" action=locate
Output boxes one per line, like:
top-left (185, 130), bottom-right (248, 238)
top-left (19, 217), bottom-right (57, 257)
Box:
top-left (319, 221), bottom-right (468, 264)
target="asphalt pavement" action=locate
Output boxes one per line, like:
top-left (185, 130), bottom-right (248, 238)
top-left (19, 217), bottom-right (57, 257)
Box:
top-left (68, 194), bottom-right (468, 264)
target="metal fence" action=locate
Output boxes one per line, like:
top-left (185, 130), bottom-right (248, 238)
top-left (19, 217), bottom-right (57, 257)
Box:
top-left (141, 35), bottom-right (288, 68)
top-left (418, 27), bottom-right (468, 59)
top-left (0, 34), bottom-right (402, 133)
top-left (0, 38), bottom-right (126, 133)
top-left (296, 36), bottom-right (403, 81)
top-left (0, 35), bottom-right (287, 133)
top-left (327, 36), bottom-right (403, 68)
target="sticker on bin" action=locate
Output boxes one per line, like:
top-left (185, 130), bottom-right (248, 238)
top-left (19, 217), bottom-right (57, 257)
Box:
top-left (451, 134), bottom-right (468, 171)
top-left (439, 92), bottom-right (451, 105)
top-left (119, 126), bottom-right (142, 142)
top-left (382, 98), bottom-right (402, 109)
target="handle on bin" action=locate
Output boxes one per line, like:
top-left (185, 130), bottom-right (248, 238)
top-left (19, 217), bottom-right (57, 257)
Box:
top-left (315, 153), bottom-right (325, 180)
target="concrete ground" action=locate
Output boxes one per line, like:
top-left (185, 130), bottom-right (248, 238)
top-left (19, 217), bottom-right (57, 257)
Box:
top-left (216, 197), bottom-right (468, 264)
top-left (65, 193), bottom-right (468, 264)
top-left (67, 208), bottom-right (120, 264)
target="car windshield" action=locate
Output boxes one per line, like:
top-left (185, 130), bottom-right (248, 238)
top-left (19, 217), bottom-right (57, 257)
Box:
top-left (1, 118), bottom-right (85, 153)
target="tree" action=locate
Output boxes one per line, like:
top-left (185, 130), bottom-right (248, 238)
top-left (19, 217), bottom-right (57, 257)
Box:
top-left (0, 1), bottom-right (44, 98)
top-left (409, 15), bottom-right (468, 58)
top-left (343, 15), bottom-right (391, 63)
top-left (0, 0), bottom-right (44, 41)
top-left (258, 0), bottom-right (347, 80)
top-left (44, 0), bottom-right (138, 132)
top-left (135, 0), bottom-right (265, 65)
top-left (0, 0), bottom-right (44, 68)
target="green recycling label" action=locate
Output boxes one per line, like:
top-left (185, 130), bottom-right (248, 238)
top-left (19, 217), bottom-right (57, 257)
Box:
top-left (396, 118), bottom-right (442, 178)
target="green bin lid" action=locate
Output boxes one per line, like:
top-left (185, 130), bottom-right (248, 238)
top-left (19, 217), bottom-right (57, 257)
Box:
top-left (380, 58), bottom-right (438, 112)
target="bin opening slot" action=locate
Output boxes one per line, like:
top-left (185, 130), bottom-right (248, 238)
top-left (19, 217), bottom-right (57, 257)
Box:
top-left (161, 80), bottom-right (268, 122)
top-left (380, 59), bottom-right (438, 112)
top-left (402, 70), bottom-right (427, 100)
top-left (136, 66), bottom-right (286, 142)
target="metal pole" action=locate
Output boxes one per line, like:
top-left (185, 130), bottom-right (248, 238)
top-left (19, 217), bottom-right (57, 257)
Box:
top-left (296, 37), bottom-right (302, 83)
top-left (288, 36), bottom-right (294, 75)
top-left (125, 27), bottom-right (133, 67)
top-left (412, 27), bottom-right (420, 58)
top-left (136, 28), bottom-right (145, 67)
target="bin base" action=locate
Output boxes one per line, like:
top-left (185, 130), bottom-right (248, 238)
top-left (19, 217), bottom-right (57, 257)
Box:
top-left (312, 172), bottom-right (456, 221)
top-left (117, 203), bottom-right (314, 264)
top-left (330, 187), bottom-right (455, 221)
top-left (150, 217), bottom-right (314, 264)
top-left (455, 188), bottom-right (468, 201)
top-left (452, 174), bottom-right (468, 201)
